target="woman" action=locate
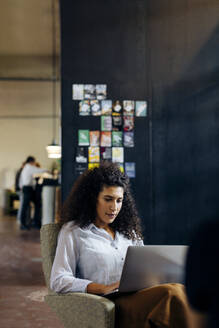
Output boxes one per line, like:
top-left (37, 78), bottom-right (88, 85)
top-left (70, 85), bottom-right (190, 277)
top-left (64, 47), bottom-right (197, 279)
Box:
top-left (50, 162), bottom-right (193, 328)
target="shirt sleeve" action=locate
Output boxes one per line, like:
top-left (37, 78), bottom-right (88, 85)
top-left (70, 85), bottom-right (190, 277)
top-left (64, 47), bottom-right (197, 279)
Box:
top-left (50, 225), bottom-right (92, 293)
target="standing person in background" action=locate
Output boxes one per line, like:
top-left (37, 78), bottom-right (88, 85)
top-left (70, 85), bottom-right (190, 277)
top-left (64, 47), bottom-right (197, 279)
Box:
top-left (19, 156), bottom-right (46, 230)
top-left (15, 160), bottom-right (26, 223)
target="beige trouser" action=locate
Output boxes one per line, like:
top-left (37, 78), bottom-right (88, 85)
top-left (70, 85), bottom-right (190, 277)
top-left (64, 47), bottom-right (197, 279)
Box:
top-left (106, 283), bottom-right (206, 328)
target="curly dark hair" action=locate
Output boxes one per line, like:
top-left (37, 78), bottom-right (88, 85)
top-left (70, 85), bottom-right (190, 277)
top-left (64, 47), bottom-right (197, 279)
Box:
top-left (61, 161), bottom-right (143, 241)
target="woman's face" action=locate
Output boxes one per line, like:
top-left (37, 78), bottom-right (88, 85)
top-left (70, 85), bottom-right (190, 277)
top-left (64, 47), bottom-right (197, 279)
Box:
top-left (95, 185), bottom-right (124, 228)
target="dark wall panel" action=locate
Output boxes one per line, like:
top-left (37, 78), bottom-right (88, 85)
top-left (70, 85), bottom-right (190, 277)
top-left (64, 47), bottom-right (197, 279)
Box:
top-left (147, 0), bottom-right (219, 243)
top-left (60, 0), bottom-right (151, 241)
top-left (60, 0), bottom-right (219, 244)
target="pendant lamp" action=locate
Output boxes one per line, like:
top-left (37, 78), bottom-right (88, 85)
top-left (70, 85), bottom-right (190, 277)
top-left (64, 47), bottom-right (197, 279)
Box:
top-left (46, 0), bottom-right (61, 159)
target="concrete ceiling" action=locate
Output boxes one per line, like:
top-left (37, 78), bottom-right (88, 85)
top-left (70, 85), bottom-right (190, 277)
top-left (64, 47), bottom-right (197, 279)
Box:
top-left (0, 0), bottom-right (60, 79)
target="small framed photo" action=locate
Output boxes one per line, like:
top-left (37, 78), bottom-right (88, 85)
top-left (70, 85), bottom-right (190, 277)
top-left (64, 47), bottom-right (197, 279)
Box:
top-left (72, 84), bottom-right (84, 100)
top-left (112, 100), bottom-right (122, 116)
top-left (84, 84), bottom-right (96, 100)
top-left (100, 147), bottom-right (112, 160)
top-left (90, 131), bottom-right (100, 147)
top-left (90, 100), bottom-right (101, 116)
top-left (101, 100), bottom-right (112, 115)
top-left (112, 147), bottom-right (124, 163)
top-left (123, 115), bottom-right (134, 132)
top-left (112, 131), bottom-right (123, 147)
top-left (124, 132), bottom-right (134, 147)
top-left (123, 100), bottom-right (135, 116)
top-left (112, 115), bottom-right (123, 131)
top-left (100, 132), bottom-right (111, 147)
top-left (96, 84), bottom-right (107, 100)
top-left (88, 147), bottom-right (100, 163)
top-left (75, 147), bottom-right (87, 163)
top-left (125, 162), bottom-right (136, 178)
top-left (135, 101), bottom-right (147, 117)
top-left (78, 129), bottom-right (89, 146)
top-left (101, 116), bottom-right (112, 131)
top-left (79, 100), bottom-right (90, 116)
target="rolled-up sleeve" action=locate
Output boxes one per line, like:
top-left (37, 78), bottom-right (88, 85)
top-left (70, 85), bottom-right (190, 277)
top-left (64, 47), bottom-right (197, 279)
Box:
top-left (50, 226), bottom-right (92, 293)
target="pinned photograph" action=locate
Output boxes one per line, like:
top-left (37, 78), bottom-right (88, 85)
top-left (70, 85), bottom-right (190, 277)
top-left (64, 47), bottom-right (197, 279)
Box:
top-left (90, 131), bottom-right (100, 146)
top-left (125, 162), bottom-right (136, 178)
top-left (136, 101), bottom-right (147, 117)
top-left (119, 164), bottom-right (124, 173)
top-left (112, 116), bottom-right (123, 131)
top-left (112, 100), bottom-right (122, 116)
top-left (75, 147), bottom-right (87, 163)
top-left (123, 100), bottom-right (135, 116)
top-left (112, 131), bottom-right (123, 147)
top-left (100, 147), bottom-right (112, 160)
top-left (88, 147), bottom-right (100, 163)
top-left (79, 100), bottom-right (90, 116)
top-left (124, 132), bottom-right (134, 147)
top-left (112, 147), bottom-right (124, 163)
top-left (78, 129), bottom-right (89, 146)
top-left (123, 115), bottom-right (134, 132)
top-left (100, 132), bottom-right (111, 147)
top-left (88, 163), bottom-right (100, 170)
top-left (72, 84), bottom-right (84, 100)
top-left (101, 100), bottom-right (112, 115)
top-left (96, 84), bottom-right (107, 100)
top-left (75, 163), bottom-right (87, 175)
top-left (84, 84), bottom-right (96, 100)
top-left (101, 116), bottom-right (112, 131)
top-left (90, 100), bottom-right (101, 116)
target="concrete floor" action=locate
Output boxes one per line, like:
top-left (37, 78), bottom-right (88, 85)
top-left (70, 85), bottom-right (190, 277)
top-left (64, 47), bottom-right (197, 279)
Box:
top-left (0, 214), bottom-right (64, 328)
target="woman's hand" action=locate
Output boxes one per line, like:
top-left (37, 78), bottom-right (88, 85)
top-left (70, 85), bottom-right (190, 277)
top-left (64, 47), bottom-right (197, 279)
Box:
top-left (87, 281), bottom-right (120, 295)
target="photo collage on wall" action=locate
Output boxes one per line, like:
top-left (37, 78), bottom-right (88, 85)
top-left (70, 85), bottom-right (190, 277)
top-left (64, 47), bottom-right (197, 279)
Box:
top-left (72, 84), bottom-right (148, 178)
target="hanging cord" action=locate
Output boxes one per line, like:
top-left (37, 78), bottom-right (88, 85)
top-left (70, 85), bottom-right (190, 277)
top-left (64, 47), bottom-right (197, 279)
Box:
top-left (52, 0), bottom-right (56, 144)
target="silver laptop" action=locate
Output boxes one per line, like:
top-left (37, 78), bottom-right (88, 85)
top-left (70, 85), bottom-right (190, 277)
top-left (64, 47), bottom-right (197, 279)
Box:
top-left (105, 245), bottom-right (188, 295)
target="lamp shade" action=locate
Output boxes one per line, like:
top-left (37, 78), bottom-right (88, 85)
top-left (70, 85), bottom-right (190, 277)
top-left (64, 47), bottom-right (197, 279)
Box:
top-left (46, 142), bottom-right (61, 158)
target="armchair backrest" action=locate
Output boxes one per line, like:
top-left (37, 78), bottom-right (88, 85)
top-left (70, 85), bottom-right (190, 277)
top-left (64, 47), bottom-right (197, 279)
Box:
top-left (40, 223), bottom-right (62, 289)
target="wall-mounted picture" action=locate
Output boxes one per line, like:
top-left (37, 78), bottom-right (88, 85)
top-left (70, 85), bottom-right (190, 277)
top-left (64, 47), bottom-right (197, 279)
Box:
top-left (100, 147), bottom-right (112, 160)
top-left (125, 162), bottom-right (136, 178)
top-left (79, 100), bottom-right (90, 116)
top-left (101, 116), bottom-right (112, 131)
top-left (96, 84), bottom-right (107, 100)
top-left (135, 101), bottom-right (147, 117)
top-left (72, 84), bottom-right (84, 100)
top-left (124, 132), bottom-right (134, 147)
top-left (88, 147), bottom-right (100, 163)
top-left (78, 129), bottom-right (89, 146)
top-left (75, 163), bottom-right (87, 175)
top-left (88, 163), bottom-right (100, 169)
top-left (112, 115), bottom-right (123, 131)
top-left (100, 132), bottom-right (111, 147)
top-left (90, 100), bottom-right (101, 116)
top-left (84, 84), bottom-right (96, 100)
top-left (112, 147), bottom-right (124, 163)
top-left (119, 164), bottom-right (124, 173)
top-left (75, 147), bottom-right (87, 163)
top-left (112, 131), bottom-right (123, 147)
top-left (90, 131), bottom-right (100, 146)
top-left (101, 100), bottom-right (112, 115)
top-left (123, 115), bottom-right (134, 132)
top-left (123, 100), bottom-right (135, 115)
top-left (112, 100), bottom-right (122, 116)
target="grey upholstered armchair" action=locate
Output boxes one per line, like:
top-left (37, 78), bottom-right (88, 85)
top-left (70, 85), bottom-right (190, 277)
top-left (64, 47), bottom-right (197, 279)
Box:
top-left (40, 223), bottom-right (115, 328)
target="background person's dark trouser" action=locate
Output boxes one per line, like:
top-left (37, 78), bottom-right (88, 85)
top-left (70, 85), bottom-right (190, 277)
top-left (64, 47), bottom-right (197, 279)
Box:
top-left (20, 186), bottom-right (34, 227)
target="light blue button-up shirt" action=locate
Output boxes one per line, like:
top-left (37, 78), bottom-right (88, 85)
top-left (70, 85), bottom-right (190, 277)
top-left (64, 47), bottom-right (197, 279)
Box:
top-left (50, 221), bottom-right (143, 293)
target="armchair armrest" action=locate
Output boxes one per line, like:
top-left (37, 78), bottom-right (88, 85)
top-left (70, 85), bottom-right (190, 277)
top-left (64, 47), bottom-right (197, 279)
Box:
top-left (45, 292), bottom-right (115, 328)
